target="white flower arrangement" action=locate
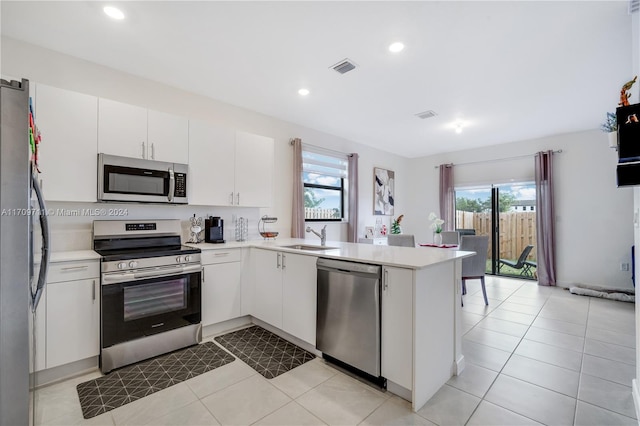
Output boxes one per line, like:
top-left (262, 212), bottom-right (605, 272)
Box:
top-left (428, 212), bottom-right (444, 233)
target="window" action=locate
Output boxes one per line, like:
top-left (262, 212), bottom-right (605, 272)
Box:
top-left (302, 146), bottom-right (348, 221)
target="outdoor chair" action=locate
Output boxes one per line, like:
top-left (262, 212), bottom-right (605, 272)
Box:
top-left (388, 234), bottom-right (416, 247)
top-left (456, 228), bottom-right (476, 237)
top-left (524, 260), bottom-right (537, 277)
top-left (440, 231), bottom-right (460, 245)
top-left (498, 245), bottom-right (534, 277)
top-left (460, 235), bottom-right (490, 305)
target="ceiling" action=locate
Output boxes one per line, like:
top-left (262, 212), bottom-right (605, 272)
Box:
top-left (1, 1), bottom-right (633, 158)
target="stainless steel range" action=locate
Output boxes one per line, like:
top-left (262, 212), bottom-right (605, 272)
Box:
top-left (93, 219), bottom-right (202, 373)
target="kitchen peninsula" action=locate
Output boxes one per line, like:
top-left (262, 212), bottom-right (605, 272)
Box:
top-left (193, 238), bottom-right (473, 411)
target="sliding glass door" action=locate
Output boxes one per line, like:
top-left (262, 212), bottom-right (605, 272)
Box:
top-left (455, 182), bottom-right (537, 279)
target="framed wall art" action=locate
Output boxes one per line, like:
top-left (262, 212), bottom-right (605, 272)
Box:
top-left (373, 167), bottom-right (394, 216)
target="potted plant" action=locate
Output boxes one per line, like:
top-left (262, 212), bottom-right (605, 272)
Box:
top-left (601, 111), bottom-right (618, 149)
top-left (391, 214), bottom-right (404, 234)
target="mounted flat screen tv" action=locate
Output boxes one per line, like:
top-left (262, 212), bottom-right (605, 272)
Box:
top-left (617, 162), bottom-right (640, 187)
top-left (616, 105), bottom-right (640, 162)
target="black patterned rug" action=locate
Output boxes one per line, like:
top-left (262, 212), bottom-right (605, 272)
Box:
top-left (214, 325), bottom-right (316, 379)
top-left (76, 342), bottom-right (235, 419)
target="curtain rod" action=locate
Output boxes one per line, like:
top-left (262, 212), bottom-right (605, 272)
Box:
top-left (433, 149), bottom-right (563, 169)
top-left (289, 138), bottom-right (349, 158)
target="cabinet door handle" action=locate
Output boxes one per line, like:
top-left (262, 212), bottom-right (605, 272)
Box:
top-left (202, 267), bottom-right (205, 282)
top-left (92, 279), bottom-right (96, 301)
top-left (236, 192), bottom-right (240, 205)
top-left (229, 192), bottom-right (234, 205)
top-left (277, 253), bottom-right (281, 269)
top-left (384, 270), bottom-right (389, 291)
top-left (282, 254), bottom-right (286, 269)
top-left (61, 265), bottom-right (88, 271)
top-left (141, 141), bottom-right (145, 159)
top-left (151, 143), bottom-right (155, 160)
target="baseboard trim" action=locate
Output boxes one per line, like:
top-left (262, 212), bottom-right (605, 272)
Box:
top-left (454, 354), bottom-right (465, 376)
top-left (632, 378), bottom-right (640, 421)
top-left (30, 357), bottom-right (98, 389)
top-left (387, 380), bottom-right (412, 402)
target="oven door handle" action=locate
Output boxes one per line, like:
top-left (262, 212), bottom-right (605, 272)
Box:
top-left (133, 264), bottom-right (201, 280)
top-left (102, 264), bottom-right (202, 285)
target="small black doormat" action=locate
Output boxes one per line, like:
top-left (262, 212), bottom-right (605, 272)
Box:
top-left (214, 325), bottom-right (316, 379)
top-left (76, 342), bottom-right (235, 419)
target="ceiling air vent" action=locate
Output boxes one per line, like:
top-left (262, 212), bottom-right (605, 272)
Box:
top-left (630, 0), bottom-right (639, 14)
top-left (415, 110), bottom-right (438, 120)
top-left (331, 59), bottom-right (357, 74)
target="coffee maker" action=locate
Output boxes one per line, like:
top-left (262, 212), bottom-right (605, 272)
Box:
top-left (205, 216), bottom-right (225, 243)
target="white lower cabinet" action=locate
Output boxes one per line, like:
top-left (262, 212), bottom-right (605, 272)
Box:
top-left (252, 249), bottom-right (284, 328)
top-left (381, 266), bottom-right (413, 390)
top-left (46, 277), bottom-right (100, 369)
top-left (252, 249), bottom-right (317, 344)
top-left (201, 249), bottom-right (242, 326)
top-left (282, 254), bottom-right (317, 346)
top-left (29, 259), bottom-right (101, 371)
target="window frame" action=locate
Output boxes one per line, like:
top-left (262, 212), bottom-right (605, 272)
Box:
top-left (303, 178), bottom-right (345, 222)
top-left (301, 145), bottom-right (348, 222)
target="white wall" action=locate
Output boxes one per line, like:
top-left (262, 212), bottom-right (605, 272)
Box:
top-left (2, 37), bottom-right (409, 248)
top-left (405, 130), bottom-right (635, 290)
top-left (4, 37), bottom-right (633, 289)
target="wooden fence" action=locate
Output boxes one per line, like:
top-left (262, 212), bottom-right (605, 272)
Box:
top-left (305, 207), bottom-right (340, 220)
top-left (456, 211), bottom-right (537, 261)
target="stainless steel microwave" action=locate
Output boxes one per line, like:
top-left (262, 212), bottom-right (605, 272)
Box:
top-left (98, 153), bottom-right (188, 204)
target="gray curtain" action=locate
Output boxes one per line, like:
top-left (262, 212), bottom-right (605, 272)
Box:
top-left (439, 164), bottom-right (455, 231)
top-left (535, 150), bottom-right (556, 286)
top-left (291, 138), bottom-right (305, 238)
top-left (347, 153), bottom-right (359, 242)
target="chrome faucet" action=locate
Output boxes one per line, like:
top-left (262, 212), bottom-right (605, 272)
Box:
top-left (306, 225), bottom-right (327, 246)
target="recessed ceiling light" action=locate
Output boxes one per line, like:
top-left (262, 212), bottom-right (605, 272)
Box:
top-left (298, 88), bottom-right (310, 96)
top-left (389, 42), bottom-right (405, 53)
top-left (104, 6), bottom-right (125, 20)
top-left (453, 120), bottom-right (468, 134)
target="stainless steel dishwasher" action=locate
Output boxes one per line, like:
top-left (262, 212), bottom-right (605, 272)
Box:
top-left (316, 258), bottom-right (382, 379)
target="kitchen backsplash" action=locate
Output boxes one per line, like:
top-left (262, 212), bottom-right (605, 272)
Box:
top-left (40, 201), bottom-right (265, 252)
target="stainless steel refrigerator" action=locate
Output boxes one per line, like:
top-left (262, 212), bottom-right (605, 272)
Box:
top-left (0, 78), bottom-right (50, 425)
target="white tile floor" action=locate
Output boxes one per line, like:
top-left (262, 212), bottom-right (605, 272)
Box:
top-left (33, 277), bottom-right (637, 425)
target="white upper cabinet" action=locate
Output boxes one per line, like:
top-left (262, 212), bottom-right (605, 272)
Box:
top-left (98, 98), bottom-right (148, 159)
top-left (188, 120), bottom-right (236, 206)
top-left (188, 122), bottom-right (274, 207)
top-left (98, 98), bottom-right (188, 164)
top-left (147, 110), bottom-right (188, 164)
top-left (234, 131), bottom-right (274, 207)
top-left (35, 84), bottom-right (98, 202)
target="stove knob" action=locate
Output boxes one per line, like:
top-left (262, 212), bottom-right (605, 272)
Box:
top-left (184, 255), bottom-right (192, 262)
top-left (176, 256), bottom-right (182, 263)
top-left (117, 262), bottom-right (127, 270)
top-left (129, 261), bottom-right (138, 269)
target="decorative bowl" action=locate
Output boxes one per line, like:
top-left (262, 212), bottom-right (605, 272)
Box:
top-left (259, 231), bottom-right (279, 239)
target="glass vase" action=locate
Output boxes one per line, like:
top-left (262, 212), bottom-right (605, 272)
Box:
top-left (434, 232), bottom-right (443, 245)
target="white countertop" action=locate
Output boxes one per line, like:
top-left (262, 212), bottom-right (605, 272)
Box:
top-left (187, 238), bottom-right (473, 270)
top-left (47, 238), bottom-right (472, 269)
top-left (46, 250), bottom-right (102, 263)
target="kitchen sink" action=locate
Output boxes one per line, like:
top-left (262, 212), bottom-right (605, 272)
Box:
top-left (281, 244), bottom-right (339, 251)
